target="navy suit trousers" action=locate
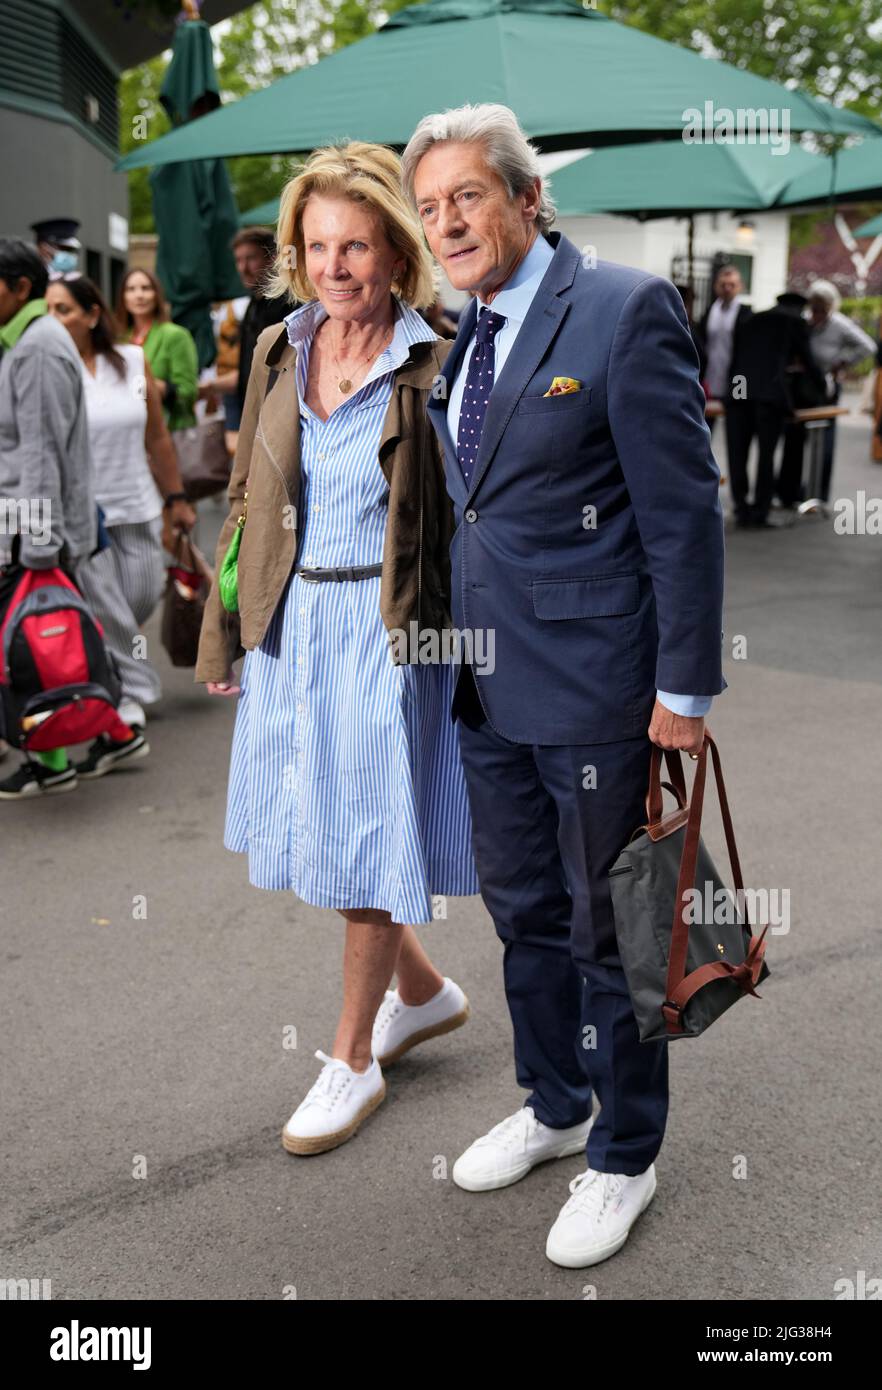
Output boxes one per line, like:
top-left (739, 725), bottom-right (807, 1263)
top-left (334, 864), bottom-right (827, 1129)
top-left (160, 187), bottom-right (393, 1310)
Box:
top-left (455, 668), bottom-right (669, 1175)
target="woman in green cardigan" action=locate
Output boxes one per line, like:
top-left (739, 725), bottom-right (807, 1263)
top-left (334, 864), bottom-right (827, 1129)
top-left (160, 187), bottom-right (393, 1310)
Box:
top-left (116, 268), bottom-right (198, 431)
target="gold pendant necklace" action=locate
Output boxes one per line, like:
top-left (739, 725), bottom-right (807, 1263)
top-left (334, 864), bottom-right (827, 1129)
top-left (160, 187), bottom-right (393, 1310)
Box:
top-left (330, 323), bottom-right (392, 394)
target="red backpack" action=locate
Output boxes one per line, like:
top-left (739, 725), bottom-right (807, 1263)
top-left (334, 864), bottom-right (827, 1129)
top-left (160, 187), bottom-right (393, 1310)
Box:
top-left (0, 566), bottom-right (130, 752)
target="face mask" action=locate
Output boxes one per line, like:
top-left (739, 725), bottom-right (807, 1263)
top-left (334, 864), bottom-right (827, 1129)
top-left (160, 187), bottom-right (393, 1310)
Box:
top-left (50, 250), bottom-right (78, 275)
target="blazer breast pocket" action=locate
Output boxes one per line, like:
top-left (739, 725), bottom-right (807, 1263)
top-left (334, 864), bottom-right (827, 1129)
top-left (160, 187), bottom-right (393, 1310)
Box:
top-left (517, 386), bottom-right (593, 415)
top-left (531, 573), bottom-right (640, 620)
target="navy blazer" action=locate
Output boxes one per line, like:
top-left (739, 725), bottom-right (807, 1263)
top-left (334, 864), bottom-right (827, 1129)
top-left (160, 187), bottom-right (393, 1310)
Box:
top-left (427, 231), bottom-right (725, 745)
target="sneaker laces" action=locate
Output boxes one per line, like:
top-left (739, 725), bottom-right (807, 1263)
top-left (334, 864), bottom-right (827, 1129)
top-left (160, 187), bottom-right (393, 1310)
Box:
top-left (301, 1050), bottom-right (356, 1112)
top-left (475, 1106), bottom-right (540, 1152)
top-left (563, 1169), bottom-right (622, 1221)
top-left (373, 990), bottom-right (403, 1033)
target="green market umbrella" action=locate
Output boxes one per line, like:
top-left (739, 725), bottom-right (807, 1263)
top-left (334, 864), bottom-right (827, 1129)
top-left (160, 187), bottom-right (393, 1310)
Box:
top-left (242, 141), bottom-right (826, 237)
top-left (549, 139), bottom-right (823, 219)
top-left (854, 211), bottom-right (882, 237)
top-left (238, 199), bottom-right (280, 227)
top-left (775, 138), bottom-right (882, 209)
top-left (548, 139), bottom-right (824, 294)
top-left (149, 12), bottom-right (243, 367)
top-left (118, 0), bottom-right (880, 172)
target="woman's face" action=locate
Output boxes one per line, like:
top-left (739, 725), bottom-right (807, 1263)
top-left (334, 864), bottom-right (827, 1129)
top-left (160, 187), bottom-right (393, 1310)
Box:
top-left (46, 283), bottom-right (97, 355)
top-left (123, 271), bottom-right (157, 320)
top-left (301, 195), bottom-right (404, 326)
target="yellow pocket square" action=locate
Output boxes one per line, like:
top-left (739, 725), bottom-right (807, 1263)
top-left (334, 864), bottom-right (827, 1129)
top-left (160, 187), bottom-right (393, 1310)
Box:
top-left (544, 376), bottom-right (582, 397)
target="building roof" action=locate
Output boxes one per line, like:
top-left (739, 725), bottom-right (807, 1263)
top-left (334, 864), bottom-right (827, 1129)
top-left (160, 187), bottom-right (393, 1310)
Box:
top-left (68, 0), bottom-right (253, 71)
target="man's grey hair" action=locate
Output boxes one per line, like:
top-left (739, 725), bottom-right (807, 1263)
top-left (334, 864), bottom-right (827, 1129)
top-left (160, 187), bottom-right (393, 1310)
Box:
top-left (401, 103), bottom-right (556, 234)
top-left (807, 278), bottom-right (841, 312)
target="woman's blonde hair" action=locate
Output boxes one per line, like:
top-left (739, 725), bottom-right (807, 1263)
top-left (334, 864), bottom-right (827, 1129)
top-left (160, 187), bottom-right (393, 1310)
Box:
top-left (270, 142), bottom-right (437, 309)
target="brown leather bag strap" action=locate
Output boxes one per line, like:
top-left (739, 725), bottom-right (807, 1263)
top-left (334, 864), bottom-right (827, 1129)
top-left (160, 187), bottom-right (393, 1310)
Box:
top-left (646, 747), bottom-right (688, 823)
top-left (664, 738), bottom-right (709, 1018)
top-left (705, 732), bottom-right (745, 905)
top-left (663, 929), bottom-right (769, 1030)
top-left (662, 731), bottom-right (755, 1036)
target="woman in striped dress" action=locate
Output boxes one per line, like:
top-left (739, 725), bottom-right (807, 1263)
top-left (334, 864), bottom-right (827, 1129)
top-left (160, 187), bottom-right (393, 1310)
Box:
top-left (199, 144), bottom-right (479, 1155)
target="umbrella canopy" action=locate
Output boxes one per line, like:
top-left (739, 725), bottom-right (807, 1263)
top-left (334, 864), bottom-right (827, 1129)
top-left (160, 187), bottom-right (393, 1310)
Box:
top-left (854, 210), bottom-right (882, 238)
top-left (238, 199), bottom-right (280, 227)
top-left (149, 18), bottom-right (243, 368)
top-left (117, 0), bottom-right (880, 171)
top-left (548, 140), bottom-right (823, 219)
top-left (775, 138), bottom-right (882, 209)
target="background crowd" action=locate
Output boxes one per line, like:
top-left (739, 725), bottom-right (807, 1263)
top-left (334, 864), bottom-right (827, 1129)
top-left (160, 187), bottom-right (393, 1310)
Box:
top-left (0, 211), bottom-right (880, 797)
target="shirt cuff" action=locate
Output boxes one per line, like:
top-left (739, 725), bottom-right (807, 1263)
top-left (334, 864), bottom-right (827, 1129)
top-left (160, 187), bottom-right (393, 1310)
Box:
top-left (656, 690), bottom-right (713, 718)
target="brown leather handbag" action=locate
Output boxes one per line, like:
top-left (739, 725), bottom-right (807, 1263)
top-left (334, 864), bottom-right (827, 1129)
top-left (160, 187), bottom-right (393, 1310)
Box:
top-left (609, 732), bottom-right (770, 1042)
top-left (160, 533), bottom-right (214, 668)
top-left (173, 419), bottom-right (231, 500)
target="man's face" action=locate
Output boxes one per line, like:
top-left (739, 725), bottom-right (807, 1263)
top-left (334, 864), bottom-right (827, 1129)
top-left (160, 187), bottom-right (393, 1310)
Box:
top-left (234, 241), bottom-right (271, 291)
top-left (809, 295), bottom-right (831, 326)
top-left (413, 140), bottom-right (540, 302)
top-left (0, 275), bottom-right (32, 327)
top-left (716, 271), bottom-right (741, 304)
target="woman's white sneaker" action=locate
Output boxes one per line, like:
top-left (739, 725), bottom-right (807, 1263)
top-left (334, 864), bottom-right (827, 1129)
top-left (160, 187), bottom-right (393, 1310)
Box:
top-left (281, 1050), bottom-right (385, 1155)
top-left (452, 1105), bottom-right (593, 1192)
top-left (545, 1164), bottom-right (657, 1267)
top-left (372, 977), bottom-right (470, 1066)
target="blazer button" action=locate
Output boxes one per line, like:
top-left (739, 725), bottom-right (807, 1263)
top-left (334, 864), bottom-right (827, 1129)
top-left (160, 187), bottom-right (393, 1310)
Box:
top-left (465, 508), bottom-right (478, 523)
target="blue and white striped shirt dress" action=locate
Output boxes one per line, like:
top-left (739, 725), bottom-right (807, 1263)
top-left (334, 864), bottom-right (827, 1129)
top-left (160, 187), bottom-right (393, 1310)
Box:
top-left (223, 298), bottom-right (479, 923)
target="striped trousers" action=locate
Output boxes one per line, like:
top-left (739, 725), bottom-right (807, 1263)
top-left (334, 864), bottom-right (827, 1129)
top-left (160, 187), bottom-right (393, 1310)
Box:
top-left (75, 518), bottom-right (165, 706)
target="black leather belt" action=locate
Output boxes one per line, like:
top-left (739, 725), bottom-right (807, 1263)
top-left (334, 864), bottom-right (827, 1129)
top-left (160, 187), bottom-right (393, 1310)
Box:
top-left (295, 563), bottom-right (383, 583)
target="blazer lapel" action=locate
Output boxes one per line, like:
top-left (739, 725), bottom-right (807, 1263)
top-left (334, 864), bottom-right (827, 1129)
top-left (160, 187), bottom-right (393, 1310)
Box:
top-left (256, 333), bottom-right (300, 503)
top-left (427, 300), bottom-right (476, 505)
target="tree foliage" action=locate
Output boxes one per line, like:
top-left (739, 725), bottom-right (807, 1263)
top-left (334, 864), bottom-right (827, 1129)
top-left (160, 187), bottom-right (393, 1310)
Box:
top-left (119, 0), bottom-right (413, 232)
top-left (120, 0), bottom-right (882, 232)
top-left (604, 0), bottom-right (882, 117)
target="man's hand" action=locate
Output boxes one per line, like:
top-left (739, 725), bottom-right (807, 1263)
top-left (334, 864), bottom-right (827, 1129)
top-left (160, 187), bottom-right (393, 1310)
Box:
top-left (648, 698), bottom-right (704, 755)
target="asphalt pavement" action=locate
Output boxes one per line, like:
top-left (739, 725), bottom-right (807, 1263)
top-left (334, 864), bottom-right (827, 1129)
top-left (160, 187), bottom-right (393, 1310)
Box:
top-left (2, 401), bottom-right (881, 1301)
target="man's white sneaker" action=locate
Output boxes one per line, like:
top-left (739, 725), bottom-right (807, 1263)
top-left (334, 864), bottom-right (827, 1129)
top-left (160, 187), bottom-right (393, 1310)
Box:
top-left (545, 1164), bottom-right (657, 1267)
top-left (117, 697), bottom-right (146, 727)
top-left (372, 976), bottom-right (470, 1066)
top-left (281, 1050), bottom-right (385, 1156)
top-left (452, 1105), bottom-right (593, 1192)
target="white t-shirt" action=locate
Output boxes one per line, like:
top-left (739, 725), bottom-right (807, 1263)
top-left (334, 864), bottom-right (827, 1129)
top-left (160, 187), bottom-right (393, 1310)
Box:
top-left (81, 344), bottom-right (162, 526)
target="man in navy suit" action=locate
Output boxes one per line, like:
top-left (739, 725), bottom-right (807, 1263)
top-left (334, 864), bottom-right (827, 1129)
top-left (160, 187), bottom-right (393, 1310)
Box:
top-left (402, 104), bottom-right (725, 1268)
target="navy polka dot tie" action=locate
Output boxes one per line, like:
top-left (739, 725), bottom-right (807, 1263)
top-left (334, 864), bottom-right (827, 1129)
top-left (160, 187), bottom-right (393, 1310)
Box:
top-left (456, 307), bottom-right (506, 489)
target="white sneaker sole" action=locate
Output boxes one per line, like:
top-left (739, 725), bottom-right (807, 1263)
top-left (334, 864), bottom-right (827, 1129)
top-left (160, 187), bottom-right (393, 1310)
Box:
top-left (453, 1123), bottom-right (592, 1193)
top-left (376, 998), bottom-right (470, 1067)
top-left (545, 1168), bottom-right (658, 1268)
top-left (0, 773), bottom-right (78, 799)
top-left (79, 739), bottom-right (150, 780)
top-left (281, 1079), bottom-right (386, 1156)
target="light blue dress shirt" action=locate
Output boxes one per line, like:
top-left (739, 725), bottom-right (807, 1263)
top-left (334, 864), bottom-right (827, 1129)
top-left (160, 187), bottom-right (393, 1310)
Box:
top-left (448, 233), bottom-right (713, 720)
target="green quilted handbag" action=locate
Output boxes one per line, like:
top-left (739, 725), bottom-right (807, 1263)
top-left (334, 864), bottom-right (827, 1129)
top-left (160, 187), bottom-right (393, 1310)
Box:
top-left (218, 491), bottom-right (247, 614)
